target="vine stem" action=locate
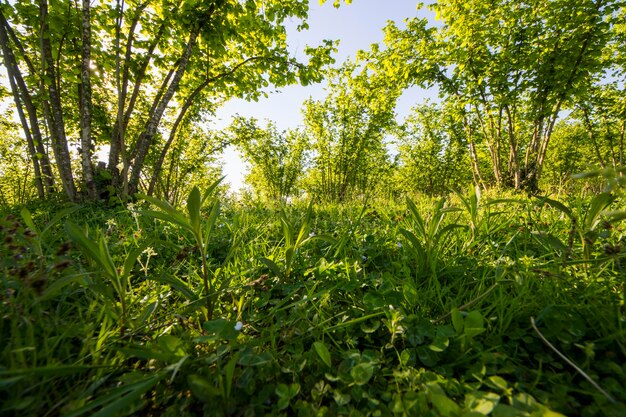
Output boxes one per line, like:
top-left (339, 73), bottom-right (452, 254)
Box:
top-left (530, 317), bottom-right (616, 404)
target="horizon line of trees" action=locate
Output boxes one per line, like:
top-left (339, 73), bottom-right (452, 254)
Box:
top-left (1, 0), bottom-right (624, 206)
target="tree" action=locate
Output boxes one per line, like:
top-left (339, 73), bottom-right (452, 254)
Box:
top-left (230, 117), bottom-right (308, 203)
top-left (0, 0), bottom-right (335, 201)
top-left (396, 102), bottom-right (470, 196)
top-left (302, 64), bottom-right (396, 203)
top-left (541, 120), bottom-right (595, 192)
top-left (575, 84), bottom-right (625, 172)
top-left (372, 0), bottom-right (618, 192)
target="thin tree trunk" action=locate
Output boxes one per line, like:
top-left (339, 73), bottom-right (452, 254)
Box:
top-left (1, 11), bottom-right (55, 195)
top-left (80, 0), bottom-right (96, 199)
top-left (147, 78), bottom-right (209, 196)
top-left (0, 20), bottom-right (44, 198)
top-left (619, 120), bottom-right (624, 172)
top-left (108, 2), bottom-right (162, 186)
top-left (128, 63), bottom-right (178, 161)
top-left (128, 27), bottom-right (200, 194)
top-left (147, 56), bottom-right (267, 195)
top-left (504, 104), bottom-right (520, 189)
top-left (464, 116), bottom-right (485, 189)
top-left (39, 0), bottom-right (77, 201)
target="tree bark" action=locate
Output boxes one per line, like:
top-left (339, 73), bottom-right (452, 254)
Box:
top-left (146, 55), bottom-right (268, 195)
top-left (0, 11), bottom-right (55, 196)
top-left (80, 0), bottom-right (96, 199)
top-left (146, 78), bottom-right (209, 196)
top-left (0, 24), bottom-right (44, 199)
top-left (108, 2), bottom-right (162, 186)
top-left (128, 26), bottom-right (200, 194)
top-left (39, 0), bottom-right (77, 201)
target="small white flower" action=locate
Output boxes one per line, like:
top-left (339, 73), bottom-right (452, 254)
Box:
top-left (303, 295), bottom-right (308, 300)
top-left (309, 231), bottom-right (316, 237)
top-left (361, 255), bottom-right (367, 262)
top-left (389, 305), bottom-right (395, 310)
top-left (396, 242), bottom-right (403, 248)
top-left (234, 321), bottom-right (243, 331)
top-left (142, 247), bottom-right (157, 257)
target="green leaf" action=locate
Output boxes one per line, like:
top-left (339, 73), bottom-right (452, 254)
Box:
top-left (147, 273), bottom-right (197, 301)
top-left (41, 206), bottom-right (80, 236)
top-left (224, 352), bottom-right (240, 399)
top-left (203, 199), bottom-right (220, 249)
top-left (202, 319), bottom-right (239, 341)
top-left (141, 209), bottom-right (192, 234)
top-left (313, 341), bottom-right (332, 368)
top-left (604, 210), bottom-right (626, 223)
top-left (429, 392), bottom-right (461, 416)
top-left (259, 257), bottom-right (282, 277)
top-left (531, 231), bottom-right (567, 253)
top-left (487, 375), bottom-right (508, 392)
top-left (350, 363), bottom-right (374, 385)
top-left (584, 192), bottom-right (614, 231)
top-left (237, 351), bottom-right (273, 366)
top-left (536, 196), bottom-right (574, 221)
top-left (201, 176), bottom-right (225, 205)
top-left (187, 186), bottom-right (202, 232)
top-left (121, 244), bottom-right (147, 281)
top-left (451, 308), bottom-right (463, 335)
top-left (20, 208), bottom-right (38, 234)
top-left (157, 335), bottom-right (186, 358)
top-left (429, 335), bottom-right (449, 352)
top-left (63, 375), bottom-right (161, 417)
top-left (188, 374), bottom-right (220, 403)
top-left (464, 311), bottom-right (485, 338)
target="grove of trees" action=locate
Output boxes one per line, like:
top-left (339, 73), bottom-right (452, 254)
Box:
top-left (0, 0), bottom-right (624, 205)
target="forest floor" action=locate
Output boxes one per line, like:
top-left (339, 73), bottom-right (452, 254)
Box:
top-left (1, 187), bottom-right (625, 417)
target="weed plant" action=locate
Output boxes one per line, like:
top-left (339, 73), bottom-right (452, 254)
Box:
top-left (1, 185), bottom-right (625, 416)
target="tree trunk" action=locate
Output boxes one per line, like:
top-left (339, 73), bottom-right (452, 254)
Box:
top-left (39, 0), bottom-right (77, 201)
top-left (504, 104), bottom-right (520, 189)
top-left (80, 0), bottom-right (96, 199)
top-left (146, 56), bottom-right (266, 195)
top-left (147, 78), bottom-right (209, 195)
top-left (128, 27), bottom-right (200, 194)
top-left (0, 11), bottom-right (55, 196)
top-left (0, 19), bottom-right (44, 198)
top-left (108, 2), bottom-right (162, 189)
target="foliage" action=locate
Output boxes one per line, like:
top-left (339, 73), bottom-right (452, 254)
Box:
top-left (0, 114), bottom-right (38, 206)
top-left (395, 103), bottom-right (471, 196)
top-left (0, 0), bottom-right (336, 201)
top-left (2, 1), bottom-right (626, 415)
top-left (1, 186), bottom-right (625, 416)
top-left (230, 117), bottom-right (308, 203)
top-left (303, 64), bottom-right (396, 202)
top-left (369, 0), bottom-right (620, 191)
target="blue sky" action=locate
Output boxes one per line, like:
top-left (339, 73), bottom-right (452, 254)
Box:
top-left (215, 0), bottom-right (436, 191)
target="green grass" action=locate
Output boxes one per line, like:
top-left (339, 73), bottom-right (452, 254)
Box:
top-left (1, 187), bottom-right (625, 417)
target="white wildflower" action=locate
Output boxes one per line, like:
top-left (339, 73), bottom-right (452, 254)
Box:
top-left (143, 247), bottom-right (157, 257)
top-left (234, 321), bottom-right (243, 331)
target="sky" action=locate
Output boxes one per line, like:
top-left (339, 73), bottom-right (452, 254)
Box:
top-left (215, 0), bottom-right (437, 191)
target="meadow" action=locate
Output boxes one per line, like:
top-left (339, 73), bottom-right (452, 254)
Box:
top-left (1, 183), bottom-right (625, 417)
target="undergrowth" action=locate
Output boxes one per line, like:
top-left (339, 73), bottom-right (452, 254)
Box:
top-left (1, 185), bottom-right (625, 417)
